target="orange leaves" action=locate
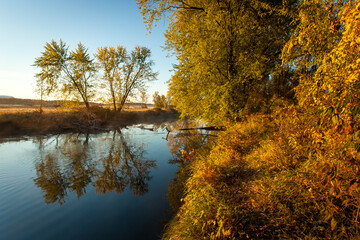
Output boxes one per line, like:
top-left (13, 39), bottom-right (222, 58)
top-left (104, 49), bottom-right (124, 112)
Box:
top-left (349, 181), bottom-right (359, 193)
top-left (179, 149), bottom-right (195, 162)
top-left (312, 1), bottom-right (360, 133)
top-left (329, 178), bottom-right (343, 197)
top-left (198, 163), bottom-right (218, 186)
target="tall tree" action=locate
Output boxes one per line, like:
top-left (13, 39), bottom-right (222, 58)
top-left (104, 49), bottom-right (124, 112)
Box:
top-left (283, 0), bottom-right (360, 144)
top-left (35, 68), bottom-right (55, 113)
top-left (95, 46), bottom-right (126, 111)
top-left (153, 91), bottom-right (171, 109)
top-left (139, 89), bottom-right (149, 108)
top-left (95, 46), bottom-right (157, 111)
top-left (282, 0), bottom-right (343, 109)
top-left (34, 40), bottom-right (96, 110)
top-left (96, 46), bottom-right (157, 112)
top-left (119, 46), bottom-right (158, 111)
top-left (137, 0), bottom-right (296, 124)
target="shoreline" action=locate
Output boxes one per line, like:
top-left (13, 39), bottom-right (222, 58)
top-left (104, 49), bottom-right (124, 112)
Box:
top-left (0, 108), bottom-right (179, 139)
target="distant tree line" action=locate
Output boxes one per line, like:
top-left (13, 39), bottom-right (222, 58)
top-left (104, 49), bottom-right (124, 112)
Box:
top-left (153, 91), bottom-right (172, 109)
top-left (34, 40), bottom-right (157, 112)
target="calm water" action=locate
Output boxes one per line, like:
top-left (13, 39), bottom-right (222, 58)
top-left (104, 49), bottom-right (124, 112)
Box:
top-left (0, 124), bottom-right (178, 240)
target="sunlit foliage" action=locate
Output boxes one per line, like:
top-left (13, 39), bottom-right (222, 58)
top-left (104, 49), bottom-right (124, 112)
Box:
top-left (34, 41), bottom-right (157, 112)
top-left (153, 91), bottom-right (172, 109)
top-left (137, 0), bottom-right (297, 124)
top-left (136, 0), bottom-right (360, 239)
top-left (34, 40), bottom-right (96, 110)
top-left (96, 46), bottom-right (158, 111)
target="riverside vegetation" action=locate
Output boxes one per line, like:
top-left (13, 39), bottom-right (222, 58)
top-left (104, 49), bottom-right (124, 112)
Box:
top-left (0, 38), bottom-right (175, 138)
top-left (2, 0), bottom-right (359, 238)
top-left (0, 99), bottom-right (179, 138)
top-left (136, 0), bottom-right (360, 239)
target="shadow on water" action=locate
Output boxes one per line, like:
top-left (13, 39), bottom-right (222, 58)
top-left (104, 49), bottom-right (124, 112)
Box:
top-left (164, 121), bottom-right (219, 216)
top-left (33, 130), bottom-right (156, 205)
top-left (0, 120), bottom-right (220, 240)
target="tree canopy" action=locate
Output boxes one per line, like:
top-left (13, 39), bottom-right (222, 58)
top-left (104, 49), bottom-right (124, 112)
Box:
top-left (34, 40), bottom-right (96, 110)
top-left (96, 46), bottom-right (157, 111)
top-left (137, 0), bottom-right (360, 238)
top-left (34, 41), bottom-right (157, 111)
top-left (137, 0), bottom-right (297, 124)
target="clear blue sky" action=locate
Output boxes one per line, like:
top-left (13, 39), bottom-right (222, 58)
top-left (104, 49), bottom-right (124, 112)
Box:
top-left (0, 0), bottom-right (175, 100)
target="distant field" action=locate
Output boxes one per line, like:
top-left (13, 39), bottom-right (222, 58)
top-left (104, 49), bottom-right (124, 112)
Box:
top-left (0, 98), bottom-right (59, 115)
top-left (0, 98), bottom-right (154, 115)
top-left (0, 107), bottom-right (72, 115)
top-left (0, 98), bottom-right (58, 108)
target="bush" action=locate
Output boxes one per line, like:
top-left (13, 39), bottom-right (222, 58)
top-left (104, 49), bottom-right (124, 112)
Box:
top-left (163, 109), bottom-right (360, 239)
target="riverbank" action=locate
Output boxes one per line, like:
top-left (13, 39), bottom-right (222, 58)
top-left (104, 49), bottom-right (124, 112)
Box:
top-left (0, 107), bottom-right (179, 138)
top-left (163, 109), bottom-right (360, 239)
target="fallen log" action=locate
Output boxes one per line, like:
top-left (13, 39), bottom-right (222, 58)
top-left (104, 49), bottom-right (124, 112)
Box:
top-left (179, 126), bottom-right (224, 131)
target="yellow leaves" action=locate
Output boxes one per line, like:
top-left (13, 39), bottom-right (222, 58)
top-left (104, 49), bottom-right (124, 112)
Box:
top-left (293, 0), bottom-right (360, 131)
top-left (331, 218), bottom-right (338, 231)
top-left (349, 181), bottom-right (359, 193)
top-left (287, 134), bottom-right (298, 150)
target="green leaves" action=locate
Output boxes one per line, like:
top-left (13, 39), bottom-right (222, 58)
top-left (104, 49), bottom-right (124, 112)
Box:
top-left (138, 0), bottom-right (296, 124)
top-left (153, 91), bottom-right (171, 108)
top-left (34, 40), bottom-right (157, 112)
top-left (95, 45), bottom-right (157, 111)
top-left (34, 40), bottom-right (96, 109)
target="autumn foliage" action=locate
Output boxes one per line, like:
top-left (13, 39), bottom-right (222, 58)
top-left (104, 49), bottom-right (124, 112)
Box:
top-left (137, 0), bottom-right (360, 239)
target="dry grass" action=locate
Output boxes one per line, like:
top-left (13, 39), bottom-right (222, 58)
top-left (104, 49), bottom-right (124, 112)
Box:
top-left (163, 109), bottom-right (360, 239)
top-left (0, 105), bottom-right (179, 138)
top-left (0, 107), bottom-right (73, 115)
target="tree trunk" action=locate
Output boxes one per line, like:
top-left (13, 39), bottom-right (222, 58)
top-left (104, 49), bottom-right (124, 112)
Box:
top-left (110, 82), bottom-right (117, 111)
top-left (117, 104), bottom-right (124, 112)
top-left (85, 101), bottom-right (90, 110)
top-left (113, 98), bottom-right (117, 112)
top-left (39, 81), bottom-right (43, 114)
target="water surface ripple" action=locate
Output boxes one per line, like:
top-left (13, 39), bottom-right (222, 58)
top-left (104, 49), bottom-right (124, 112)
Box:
top-left (0, 125), bottom-right (177, 240)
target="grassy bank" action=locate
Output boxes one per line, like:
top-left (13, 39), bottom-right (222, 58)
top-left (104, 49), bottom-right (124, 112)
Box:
top-left (0, 107), bottom-right (179, 138)
top-left (163, 107), bottom-right (360, 239)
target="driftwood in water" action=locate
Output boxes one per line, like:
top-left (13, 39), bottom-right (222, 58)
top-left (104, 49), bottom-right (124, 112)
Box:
top-left (179, 126), bottom-right (224, 131)
top-left (138, 126), bottom-right (154, 131)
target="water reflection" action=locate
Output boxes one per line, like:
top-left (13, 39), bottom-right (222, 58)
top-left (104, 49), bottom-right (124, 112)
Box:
top-left (165, 121), bottom-right (217, 214)
top-left (33, 130), bottom-right (156, 205)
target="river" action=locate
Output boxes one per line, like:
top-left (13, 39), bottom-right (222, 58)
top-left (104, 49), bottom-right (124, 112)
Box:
top-left (0, 124), bottom-right (180, 240)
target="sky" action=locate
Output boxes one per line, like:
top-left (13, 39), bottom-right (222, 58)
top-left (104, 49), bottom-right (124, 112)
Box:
top-left (0, 0), bottom-right (175, 101)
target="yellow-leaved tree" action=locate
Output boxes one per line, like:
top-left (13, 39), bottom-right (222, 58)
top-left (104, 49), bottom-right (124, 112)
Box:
top-left (138, 0), bottom-right (297, 124)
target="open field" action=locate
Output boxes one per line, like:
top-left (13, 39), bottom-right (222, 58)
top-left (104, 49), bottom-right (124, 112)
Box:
top-left (0, 106), bottom-right (156, 115)
top-left (0, 98), bottom-right (155, 112)
top-left (0, 107), bottom-right (72, 115)
top-left (0, 98), bottom-right (177, 138)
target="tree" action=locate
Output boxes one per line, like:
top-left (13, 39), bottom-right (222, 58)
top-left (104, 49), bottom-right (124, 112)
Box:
top-left (153, 91), bottom-right (171, 109)
top-left (139, 90), bottom-right (148, 108)
top-left (96, 46), bottom-right (158, 112)
top-left (137, 0), bottom-right (296, 124)
top-left (281, 0), bottom-right (343, 109)
top-left (35, 71), bottom-right (53, 114)
top-left (153, 91), bottom-right (163, 108)
top-left (95, 46), bottom-right (126, 111)
top-left (282, 0), bottom-right (360, 141)
top-left (34, 40), bottom-right (96, 110)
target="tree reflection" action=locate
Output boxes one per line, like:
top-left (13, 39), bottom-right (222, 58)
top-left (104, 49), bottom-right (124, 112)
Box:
top-left (33, 130), bottom-right (156, 205)
top-left (94, 130), bottom-right (156, 196)
top-left (34, 155), bottom-right (69, 205)
top-left (165, 121), bottom-right (216, 214)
